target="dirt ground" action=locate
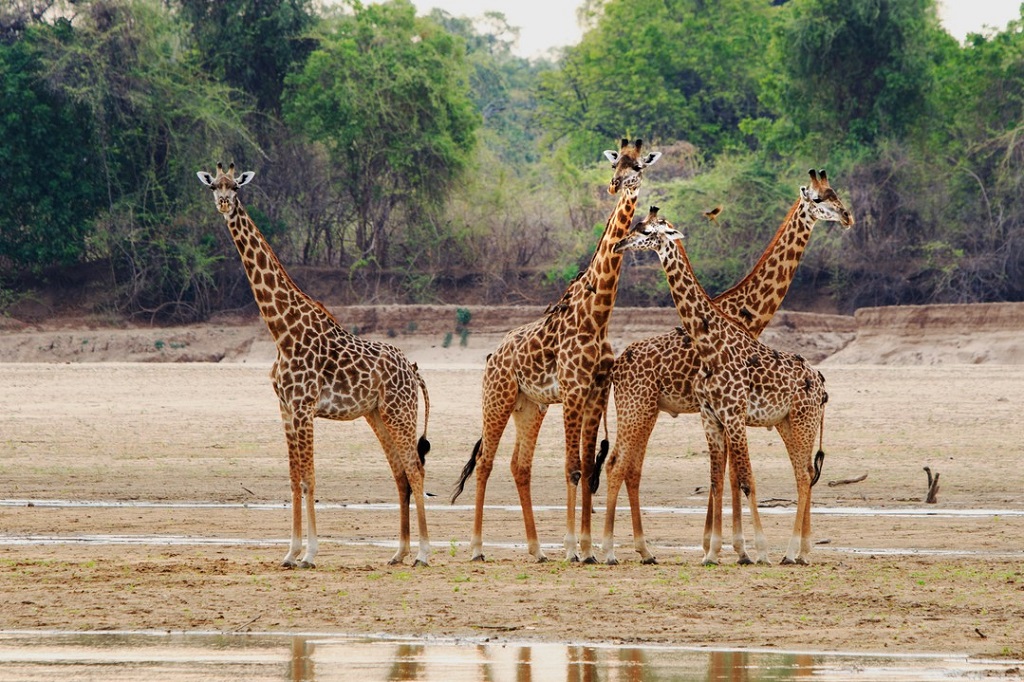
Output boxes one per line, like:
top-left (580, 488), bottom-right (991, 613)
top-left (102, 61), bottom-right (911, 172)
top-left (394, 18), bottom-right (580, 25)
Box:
top-left (0, 304), bottom-right (1022, 661)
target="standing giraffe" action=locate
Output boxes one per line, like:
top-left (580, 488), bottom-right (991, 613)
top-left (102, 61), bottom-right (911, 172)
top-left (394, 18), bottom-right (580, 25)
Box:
top-left (450, 139), bottom-right (661, 563)
top-left (602, 170), bottom-right (853, 564)
top-left (197, 163), bottom-right (432, 568)
top-left (612, 207), bottom-right (829, 566)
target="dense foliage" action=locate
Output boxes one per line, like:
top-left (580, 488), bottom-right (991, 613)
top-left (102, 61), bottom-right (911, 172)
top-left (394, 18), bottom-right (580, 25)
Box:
top-left (1, 0), bottom-right (1023, 320)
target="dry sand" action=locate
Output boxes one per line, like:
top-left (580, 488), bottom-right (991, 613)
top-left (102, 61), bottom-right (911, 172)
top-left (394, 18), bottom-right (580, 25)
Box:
top-left (0, 303), bottom-right (1021, 660)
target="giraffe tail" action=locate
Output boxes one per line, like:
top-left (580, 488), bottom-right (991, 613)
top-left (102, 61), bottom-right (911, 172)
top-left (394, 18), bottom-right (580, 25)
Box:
top-left (811, 406), bottom-right (826, 487)
top-left (450, 438), bottom-right (481, 504)
top-left (416, 369), bottom-right (431, 465)
top-left (588, 408), bottom-right (611, 494)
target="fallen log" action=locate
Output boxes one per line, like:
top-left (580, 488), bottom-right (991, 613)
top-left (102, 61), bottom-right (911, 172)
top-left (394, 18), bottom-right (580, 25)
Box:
top-left (827, 473), bottom-right (868, 487)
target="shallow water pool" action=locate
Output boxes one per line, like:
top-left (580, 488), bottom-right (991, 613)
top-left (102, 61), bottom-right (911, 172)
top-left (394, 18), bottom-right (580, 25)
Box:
top-left (0, 631), bottom-right (1020, 681)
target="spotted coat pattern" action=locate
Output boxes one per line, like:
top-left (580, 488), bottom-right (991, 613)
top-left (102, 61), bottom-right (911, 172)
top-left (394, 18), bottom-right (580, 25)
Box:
top-left (612, 206), bottom-right (835, 566)
top-left (602, 171), bottom-right (853, 565)
top-left (450, 139), bottom-right (661, 563)
top-left (197, 163), bottom-right (432, 568)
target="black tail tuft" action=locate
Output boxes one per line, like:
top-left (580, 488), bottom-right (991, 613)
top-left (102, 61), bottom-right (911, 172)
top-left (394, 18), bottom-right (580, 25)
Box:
top-left (811, 450), bottom-right (825, 487)
top-left (417, 436), bottom-right (430, 464)
top-left (450, 438), bottom-right (481, 504)
top-left (589, 439), bottom-right (610, 494)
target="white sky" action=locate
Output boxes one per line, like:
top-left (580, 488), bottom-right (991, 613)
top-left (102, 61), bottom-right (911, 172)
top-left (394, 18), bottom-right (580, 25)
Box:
top-left (402, 0), bottom-right (1022, 59)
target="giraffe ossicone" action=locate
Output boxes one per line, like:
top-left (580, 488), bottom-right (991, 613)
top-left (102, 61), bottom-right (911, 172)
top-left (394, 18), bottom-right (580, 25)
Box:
top-left (197, 162), bottom-right (433, 569)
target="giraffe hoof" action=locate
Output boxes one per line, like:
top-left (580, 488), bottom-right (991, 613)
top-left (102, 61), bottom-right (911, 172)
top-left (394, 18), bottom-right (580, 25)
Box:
top-left (281, 559), bottom-right (297, 569)
top-left (387, 558), bottom-right (403, 566)
top-left (470, 554), bottom-right (486, 562)
top-left (737, 556), bottom-right (754, 566)
top-left (780, 556), bottom-right (796, 565)
top-left (297, 560), bottom-right (316, 569)
top-left (413, 559), bottom-right (429, 568)
top-left (756, 558), bottom-right (773, 566)
top-left (702, 559), bottom-right (719, 567)
top-left (641, 556), bottom-right (658, 565)
top-left (535, 555), bottom-right (548, 564)
top-left (582, 555), bottom-right (598, 565)
top-left (605, 557), bottom-right (619, 566)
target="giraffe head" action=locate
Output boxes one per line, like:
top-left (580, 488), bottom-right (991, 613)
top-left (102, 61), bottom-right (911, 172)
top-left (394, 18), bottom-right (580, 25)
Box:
top-left (196, 162), bottom-right (255, 217)
top-left (612, 206), bottom-right (682, 254)
top-left (603, 138), bottom-right (662, 195)
top-left (801, 169), bottom-right (854, 228)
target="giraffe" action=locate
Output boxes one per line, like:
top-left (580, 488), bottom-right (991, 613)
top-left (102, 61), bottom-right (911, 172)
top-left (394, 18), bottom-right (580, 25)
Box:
top-left (601, 170), bottom-right (853, 564)
top-left (612, 206), bottom-right (830, 566)
top-left (450, 138), bottom-right (661, 563)
top-left (196, 163), bottom-right (432, 568)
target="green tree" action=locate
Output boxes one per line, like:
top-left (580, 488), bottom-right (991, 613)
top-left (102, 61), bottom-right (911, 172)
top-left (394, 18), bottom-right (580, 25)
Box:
top-left (751, 0), bottom-right (948, 156)
top-left (921, 6), bottom-right (1024, 302)
top-left (0, 21), bottom-right (105, 270)
top-left (32, 0), bottom-right (258, 320)
top-left (178, 0), bottom-right (317, 115)
top-left (536, 0), bottom-right (774, 161)
top-left (283, 0), bottom-right (479, 269)
top-left (429, 9), bottom-right (549, 164)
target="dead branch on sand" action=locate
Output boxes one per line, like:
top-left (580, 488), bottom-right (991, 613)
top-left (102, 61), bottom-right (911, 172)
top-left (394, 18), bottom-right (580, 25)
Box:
top-left (827, 473), bottom-right (868, 487)
top-left (924, 466), bottom-right (940, 504)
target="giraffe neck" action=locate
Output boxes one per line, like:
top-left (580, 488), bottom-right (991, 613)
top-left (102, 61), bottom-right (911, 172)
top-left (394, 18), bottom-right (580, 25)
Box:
top-left (656, 239), bottom-right (733, 359)
top-left (225, 202), bottom-right (337, 344)
top-left (576, 189), bottom-right (639, 325)
top-left (712, 197), bottom-right (815, 337)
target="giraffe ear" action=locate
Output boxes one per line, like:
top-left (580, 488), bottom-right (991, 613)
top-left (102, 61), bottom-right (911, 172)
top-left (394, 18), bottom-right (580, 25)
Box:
top-left (236, 171), bottom-right (255, 187)
top-left (800, 185), bottom-right (812, 201)
top-left (196, 171), bottom-right (215, 187)
top-left (642, 151), bottom-right (662, 167)
top-left (603, 150), bottom-right (619, 166)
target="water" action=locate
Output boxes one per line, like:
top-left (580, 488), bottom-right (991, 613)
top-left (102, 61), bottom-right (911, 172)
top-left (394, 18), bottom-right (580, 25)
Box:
top-left (4, 498), bottom-right (1024, 518)
top-left (3, 498), bottom-right (1021, 557)
top-left (0, 631), bottom-right (1019, 681)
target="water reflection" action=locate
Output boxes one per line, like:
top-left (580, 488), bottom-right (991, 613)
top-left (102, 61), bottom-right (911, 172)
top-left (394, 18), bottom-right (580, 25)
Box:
top-left (0, 631), bottom-right (1017, 682)
top-left (291, 636), bottom-right (315, 681)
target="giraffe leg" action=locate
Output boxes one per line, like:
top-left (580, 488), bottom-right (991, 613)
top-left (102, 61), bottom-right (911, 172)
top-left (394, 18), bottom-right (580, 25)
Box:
top-left (561, 391), bottom-right (589, 562)
top-left (394, 471), bottom-right (413, 565)
top-left (365, 411), bottom-right (411, 564)
top-left (626, 471), bottom-right (656, 564)
top-left (402, 459), bottom-right (431, 568)
top-left (577, 380), bottom-right (611, 564)
top-left (369, 398), bottom-right (431, 568)
top-left (300, 475), bottom-right (318, 568)
top-left (700, 411), bottom-right (726, 566)
top-left (603, 388), bottom-right (659, 564)
top-left (728, 460), bottom-right (750, 564)
top-left (775, 416), bottom-right (817, 565)
top-left (600, 443), bottom-right (625, 565)
top-left (726, 426), bottom-right (770, 565)
top-left (511, 397), bottom-right (548, 562)
top-left (468, 367), bottom-right (517, 562)
top-left (279, 402), bottom-right (316, 569)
